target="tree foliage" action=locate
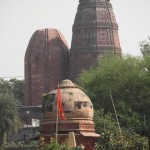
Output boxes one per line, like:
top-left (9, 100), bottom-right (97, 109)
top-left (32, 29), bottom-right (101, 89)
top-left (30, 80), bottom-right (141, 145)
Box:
top-left (139, 37), bottom-right (150, 57)
top-left (94, 110), bottom-right (149, 150)
top-left (80, 54), bottom-right (149, 115)
top-left (40, 137), bottom-right (71, 150)
top-left (0, 78), bottom-right (24, 104)
top-left (79, 54), bottom-right (150, 147)
top-left (0, 78), bottom-right (24, 147)
top-left (0, 93), bottom-right (22, 146)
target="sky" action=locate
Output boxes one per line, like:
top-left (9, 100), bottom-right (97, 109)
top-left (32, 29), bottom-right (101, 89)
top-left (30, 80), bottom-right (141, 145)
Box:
top-left (0, 0), bottom-right (150, 79)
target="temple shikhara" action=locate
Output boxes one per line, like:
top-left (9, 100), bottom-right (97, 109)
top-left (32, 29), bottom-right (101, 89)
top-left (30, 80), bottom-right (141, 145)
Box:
top-left (19, 0), bottom-right (122, 149)
top-left (70, 0), bottom-right (121, 80)
top-left (25, 0), bottom-right (121, 106)
top-left (25, 29), bottom-right (69, 106)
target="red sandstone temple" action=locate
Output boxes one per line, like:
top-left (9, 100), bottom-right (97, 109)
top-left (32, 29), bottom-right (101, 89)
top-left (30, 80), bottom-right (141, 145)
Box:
top-left (24, 0), bottom-right (121, 106)
top-left (24, 29), bottom-right (69, 106)
top-left (19, 0), bottom-right (122, 148)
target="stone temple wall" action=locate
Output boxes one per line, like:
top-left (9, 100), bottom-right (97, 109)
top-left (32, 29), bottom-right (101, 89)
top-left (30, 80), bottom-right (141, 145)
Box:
top-left (70, 0), bottom-right (121, 80)
top-left (24, 0), bottom-right (121, 106)
top-left (25, 29), bottom-right (69, 106)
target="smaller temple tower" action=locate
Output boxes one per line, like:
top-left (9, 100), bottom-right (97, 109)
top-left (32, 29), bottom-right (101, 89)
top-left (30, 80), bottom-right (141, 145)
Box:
top-left (40, 79), bottom-right (100, 150)
top-left (25, 29), bottom-right (69, 106)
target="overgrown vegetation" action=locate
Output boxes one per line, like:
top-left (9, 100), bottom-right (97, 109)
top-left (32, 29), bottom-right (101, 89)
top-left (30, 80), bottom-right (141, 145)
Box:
top-left (94, 110), bottom-right (149, 149)
top-left (0, 93), bottom-right (22, 147)
top-left (40, 137), bottom-right (71, 150)
top-left (0, 78), bottom-right (24, 105)
top-left (79, 39), bottom-right (150, 149)
top-left (0, 78), bottom-right (24, 147)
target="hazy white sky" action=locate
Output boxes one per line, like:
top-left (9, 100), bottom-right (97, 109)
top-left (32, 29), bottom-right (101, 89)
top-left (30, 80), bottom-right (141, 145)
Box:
top-left (0, 0), bottom-right (150, 79)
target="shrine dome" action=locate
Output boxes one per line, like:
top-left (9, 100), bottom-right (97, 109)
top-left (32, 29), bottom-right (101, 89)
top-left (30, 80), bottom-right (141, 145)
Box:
top-left (41, 79), bottom-right (94, 120)
top-left (40, 79), bottom-right (100, 150)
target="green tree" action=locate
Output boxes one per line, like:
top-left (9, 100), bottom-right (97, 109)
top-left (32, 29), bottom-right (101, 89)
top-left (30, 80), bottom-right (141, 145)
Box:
top-left (0, 93), bottom-right (22, 147)
top-left (9, 78), bottom-right (24, 105)
top-left (0, 78), bottom-right (24, 105)
top-left (139, 37), bottom-right (150, 57)
top-left (79, 54), bottom-right (150, 133)
top-left (0, 78), bottom-right (11, 95)
top-left (94, 110), bottom-right (149, 150)
top-left (40, 137), bottom-right (71, 150)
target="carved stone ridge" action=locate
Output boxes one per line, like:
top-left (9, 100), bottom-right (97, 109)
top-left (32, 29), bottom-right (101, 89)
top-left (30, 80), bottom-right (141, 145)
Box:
top-left (73, 23), bottom-right (118, 30)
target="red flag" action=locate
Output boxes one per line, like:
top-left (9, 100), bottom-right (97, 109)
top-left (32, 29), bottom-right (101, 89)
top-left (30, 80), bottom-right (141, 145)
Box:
top-left (57, 84), bottom-right (66, 120)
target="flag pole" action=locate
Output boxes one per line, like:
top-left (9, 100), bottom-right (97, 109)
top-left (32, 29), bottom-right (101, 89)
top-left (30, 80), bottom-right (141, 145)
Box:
top-left (56, 83), bottom-right (66, 143)
top-left (110, 91), bottom-right (122, 138)
top-left (56, 101), bottom-right (59, 143)
top-left (56, 84), bottom-right (59, 143)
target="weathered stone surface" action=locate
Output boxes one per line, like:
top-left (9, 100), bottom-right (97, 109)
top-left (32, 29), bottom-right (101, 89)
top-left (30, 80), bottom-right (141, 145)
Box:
top-left (41, 79), bottom-right (94, 120)
top-left (25, 29), bottom-right (69, 106)
top-left (24, 0), bottom-right (121, 106)
top-left (70, 0), bottom-right (121, 80)
top-left (40, 79), bottom-right (100, 150)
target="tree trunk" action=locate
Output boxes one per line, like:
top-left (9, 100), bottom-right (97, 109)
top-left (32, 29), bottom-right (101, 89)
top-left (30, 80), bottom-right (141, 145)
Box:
top-left (0, 136), bottom-right (4, 148)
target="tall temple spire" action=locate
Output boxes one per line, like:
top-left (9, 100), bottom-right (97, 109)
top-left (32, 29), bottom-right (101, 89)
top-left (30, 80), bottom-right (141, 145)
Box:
top-left (69, 0), bottom-right (121, 80)
top-left (79, 0), bottom-right (110, 3)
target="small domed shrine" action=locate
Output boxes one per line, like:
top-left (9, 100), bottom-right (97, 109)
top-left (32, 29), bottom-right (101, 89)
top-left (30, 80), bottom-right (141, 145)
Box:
top-left (40, 79), bottom-right (100, 150)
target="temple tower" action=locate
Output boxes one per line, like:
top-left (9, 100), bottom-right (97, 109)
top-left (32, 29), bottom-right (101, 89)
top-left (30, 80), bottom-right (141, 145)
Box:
top-left (70, 0), bottom-right (121, 80)
top-left (25, 29), bottom-right (69, 106)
